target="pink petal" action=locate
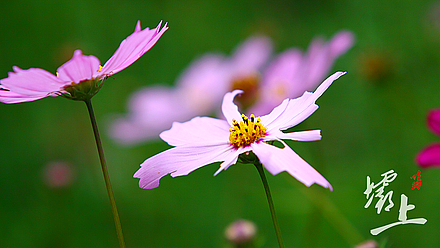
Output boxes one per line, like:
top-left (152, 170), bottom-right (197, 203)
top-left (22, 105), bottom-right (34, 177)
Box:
top-left (329, 31), bottom-right (355, 58)
top-left (249, 31), bottom-right (353, 116)
top-left (416, 143), bottom-right (440, 168)
top-left (160, 116), bottom-right (230, 146)
top-left (98, 21), bottom-right (168, 77)
top-left (0, 88), bottom-right (50, 104)
top-left (251, 142), bottom-right (332, 190)
top-left (0, 66), bottom-right (66, 96)
top-left (176, 54), bottom-right (229, 114)
top-left (134, 143), bottom-right (234, 189)
top-left (266, 129), bottom-right (322, 142)
top-left (227, 36), bottom-right (273, 77)
top-left (56, 50), bottom-right (101, 84)
top-left (214, 146), bottom-right (252, 176)
top-left (261, 71), bottom-right (346, 131)
top-left (222, 89), bottom-right (244, 124)
top-left (303, 31), bottom-right (354, 90)
top-left (427, 108), bottom-right (440, 137)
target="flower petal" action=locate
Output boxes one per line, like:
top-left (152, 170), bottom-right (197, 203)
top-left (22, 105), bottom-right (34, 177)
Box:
top-left (416, 143), bottom-right (440, 168)
top-left (227, 36), bottom-right (272, 78)
top-left (98, 21), bottom-right (168, 78)
top-left (134, 143), bottom-right (234, 189)
top-left (0, 88), bottom-right (50, 104)
top-left (266, 129), bottom-right (322, 142)
top-left (251, 142), bottom-right (332, 190)
top-left (261, 71), bottom-right (345, 131)
top-left (0, 66), bottom-right (66, 96)
top-left (427, 108), bottom-right (440, 137)
top-left (109, 86), bottom-right (195, 145)
top-left (214, 146), bottom-right (252, 176)
top-left (56, 50), bottom-right (101, 84)
top-left (222, 89), bottom-right (244, 124)
top-left (160, 116), bottom-right (230, 146)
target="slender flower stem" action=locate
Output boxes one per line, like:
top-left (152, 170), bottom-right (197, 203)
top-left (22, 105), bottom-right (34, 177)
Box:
top-left (254, 161), bottom-right (285, 248)
top-left (84, 99), bottom-right (126, 248)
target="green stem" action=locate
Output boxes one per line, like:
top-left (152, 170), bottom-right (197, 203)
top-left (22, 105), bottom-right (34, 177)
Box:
top-left (85, 99), bottom-right (126, 248)
top-left (254, 162), bottom-right (285, 248)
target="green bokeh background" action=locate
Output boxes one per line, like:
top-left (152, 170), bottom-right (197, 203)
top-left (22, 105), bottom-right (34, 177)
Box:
top-left (1, 0), bottom-right (439, 247)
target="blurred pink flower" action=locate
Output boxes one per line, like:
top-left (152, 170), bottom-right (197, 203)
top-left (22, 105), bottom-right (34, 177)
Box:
top-left (110, 36), bottom-right (272, 144)
top-left (43, 161), bottom-right (76, 188)
top-left (416, 108), bottom-right (440, 167)
top-left (249, 31), bottom-right (354, 115)
top-left (134, 71), bottom-right (345, 190)
top-left (110, 31), bottom-right (353, 145)
top-left (224, 219), bottom-right (257, 246)
top-left (0, 21), bottom-right (168, 103)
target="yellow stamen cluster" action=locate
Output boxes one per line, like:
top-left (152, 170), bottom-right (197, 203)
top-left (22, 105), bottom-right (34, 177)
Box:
top-left (229, 114), bottom-right (267, 148)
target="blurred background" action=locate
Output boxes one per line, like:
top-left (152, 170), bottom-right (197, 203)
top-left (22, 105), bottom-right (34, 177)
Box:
top-left (1, 0), bottom-right (439, 247)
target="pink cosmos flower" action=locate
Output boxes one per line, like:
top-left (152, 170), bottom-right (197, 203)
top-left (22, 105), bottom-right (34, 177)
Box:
top-left (110, 32), bottom-right (353, 145)
top-left (0, 21), bottom-right (168, 103)
top-left (416, 108), bottom-right (440, 167)
top-left (249, 31), bottom-right (354, 115)
top-left (110, 36), bottom-right (272, 144)
top-left (134, 71), bottom-right (346, 190)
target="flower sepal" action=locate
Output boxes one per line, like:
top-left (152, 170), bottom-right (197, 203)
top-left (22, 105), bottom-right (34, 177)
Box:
top-left (238, 150), bottom-right (260, 165)
top-left (61, 78), bottom-right (104, 101)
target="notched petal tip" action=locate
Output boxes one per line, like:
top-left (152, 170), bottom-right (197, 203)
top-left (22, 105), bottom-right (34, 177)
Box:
top-left (222, 89), bottom-right (244, 123)
top-left (135, 20), bottom-right (142, 32)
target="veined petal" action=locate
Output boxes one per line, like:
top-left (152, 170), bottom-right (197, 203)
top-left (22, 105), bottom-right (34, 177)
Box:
top-left (416, 143), bottom-right (440, 168)
top-left (427, 108), bottom-right (440, 137)
top-left (160, 116), bottom-right (230, 146)
top-left (266, 129), bottom-right (322, 142)
top-left (251, 142), bottom-right (332, 190)
top-left (98, 21), bottom-right (168, 78)
top-left (1, 66), bottom-right (66, 96)
top-left (0, 88), bottom-right (50, 104)
top-left (134, 143), bottom-right (234, 189)
top-left (261, 71), bottom-right (345, 131)
top-left (222, 89), bottom-right (244, 124)
top-left (214, 146), bottom-right (252, 176)
top-left (57, 50), bottom-right (101, 84)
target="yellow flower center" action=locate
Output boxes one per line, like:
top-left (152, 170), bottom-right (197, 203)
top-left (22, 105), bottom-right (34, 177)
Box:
top-left (229, 114), bottom-right (267, 148)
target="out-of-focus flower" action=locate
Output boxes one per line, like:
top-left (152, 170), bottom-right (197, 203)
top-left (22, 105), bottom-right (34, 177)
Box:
top-left (249, 31), bottom-right (354, 115)
top-left (134, 72), bottom-right (345, 189)
top-left (225, 219), bottom-right (257, 246)
top-left (110, 31), bottom-right (353, 145)
top-left (43, 161), bottom-right (76, 188)
top-left (0, 21), bottom-right (168, 103)
top-left (354, 240), bottom-right (379, 248)
top-left (416, 108), bottom-right (440, 167)
top-left (110, 36), bottom-right (272, 144)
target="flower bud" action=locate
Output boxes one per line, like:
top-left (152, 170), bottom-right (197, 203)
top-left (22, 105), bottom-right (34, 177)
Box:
top-left (225, 219), bottom-right (257, 246)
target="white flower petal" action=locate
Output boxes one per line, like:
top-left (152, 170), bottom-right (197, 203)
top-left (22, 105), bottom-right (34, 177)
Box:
top-left (160, 116), bottom-right (230, 146)
top-left (266, 129), bottom-right (322, 142)
top-left (251, 142), bottom-right (332, 190)
top-left (222, 89), bottom-right (244, 124)
top-left (261, 71), bottom-right (345, 131)
top-left (134, 143), bottom-right (235, 189)
top-left (214, 146), bottom-right (252, 176)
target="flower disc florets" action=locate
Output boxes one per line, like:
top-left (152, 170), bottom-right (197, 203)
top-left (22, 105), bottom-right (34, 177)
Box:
top-left (229, 114), bottom-right (267, 148)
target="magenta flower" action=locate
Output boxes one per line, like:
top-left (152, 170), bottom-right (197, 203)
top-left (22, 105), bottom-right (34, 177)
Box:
top-left (416, 108), bottom-right (440, 167)
top-left (0, 21), bottom-right (168, 103)
top-left (134, 71), bottom-right (346, 190)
